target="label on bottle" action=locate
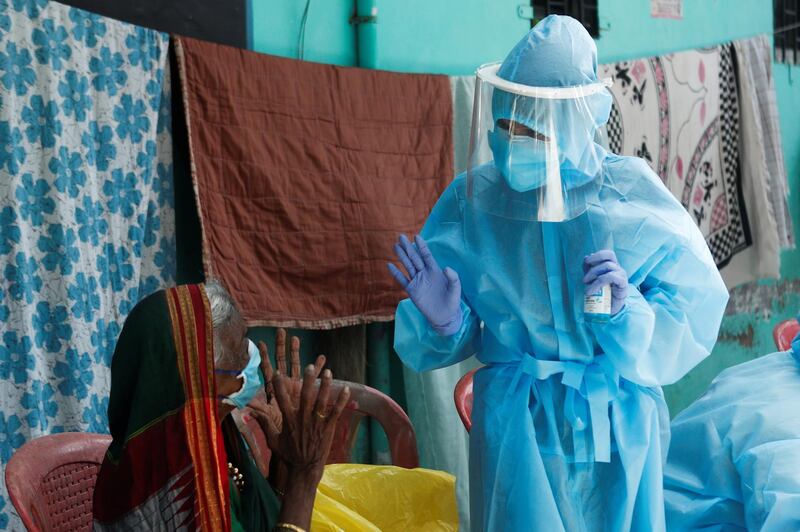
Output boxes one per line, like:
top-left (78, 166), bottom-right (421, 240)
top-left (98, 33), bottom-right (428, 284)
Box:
top-left (584, 284), bottom-right (611, 316)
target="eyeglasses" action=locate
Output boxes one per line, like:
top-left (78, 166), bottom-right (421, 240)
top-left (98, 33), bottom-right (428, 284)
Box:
top-left (496, 119), bottom-right (550, 141)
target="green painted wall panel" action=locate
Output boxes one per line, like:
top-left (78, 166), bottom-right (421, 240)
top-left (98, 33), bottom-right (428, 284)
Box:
top-left (664, 285), bottom-right (800, 414)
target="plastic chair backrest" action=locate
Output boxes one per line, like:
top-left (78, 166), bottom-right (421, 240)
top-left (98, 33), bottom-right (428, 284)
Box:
top-left (774, 319), bottom-right (800, 351)
top-left (454, 368), bottom-right (478, 432)
top-left (5, 432), bottom-right (112, 532)
top-left (235, 379), bottom-right (419, 473)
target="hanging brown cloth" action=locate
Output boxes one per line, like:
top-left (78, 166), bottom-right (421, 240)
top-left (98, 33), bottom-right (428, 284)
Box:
top-left (174, 36), bottom-right (452, 329)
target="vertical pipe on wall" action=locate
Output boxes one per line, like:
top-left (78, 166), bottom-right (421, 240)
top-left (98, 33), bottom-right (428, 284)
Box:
top-left (354, 0), bottom-right (378, 68)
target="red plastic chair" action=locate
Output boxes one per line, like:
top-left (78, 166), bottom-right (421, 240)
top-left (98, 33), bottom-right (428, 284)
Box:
top-left (7, 384), bottom-right (416, 530)
top-left (454, 368), bottom-right (478, 432)
top-left (234, 379), bottom-right (419, 475)
top-left (774, 318), bottom-right (800, 351)
top-left (5, 432), bottom-right (112, 532)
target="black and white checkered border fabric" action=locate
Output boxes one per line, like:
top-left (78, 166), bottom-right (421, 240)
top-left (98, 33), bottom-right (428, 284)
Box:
top-left (707, 43), bottom-right (752, 267)
top-left (606, 97), bottom-right (623, 155)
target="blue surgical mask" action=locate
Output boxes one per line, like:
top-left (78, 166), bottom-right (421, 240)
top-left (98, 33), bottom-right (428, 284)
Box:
top-left (216, 339), bottom-right (263, 409)
top-left (488, 128), bottom-right (549, 192)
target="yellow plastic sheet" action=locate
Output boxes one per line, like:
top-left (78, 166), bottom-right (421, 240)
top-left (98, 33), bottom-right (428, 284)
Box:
top-left (311, 464), bottom-right (459, 531)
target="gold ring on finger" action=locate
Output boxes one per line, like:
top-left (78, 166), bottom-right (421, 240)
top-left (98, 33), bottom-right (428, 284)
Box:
top-left (315, 410), bottom-right (327, 420)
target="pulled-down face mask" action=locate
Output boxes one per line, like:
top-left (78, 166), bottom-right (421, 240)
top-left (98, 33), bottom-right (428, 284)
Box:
top-left (216, 339), bottom-right (263, 409)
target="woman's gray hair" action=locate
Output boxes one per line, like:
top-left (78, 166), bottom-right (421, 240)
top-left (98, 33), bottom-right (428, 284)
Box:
top-left (205, 279), bottom-right (243, 367)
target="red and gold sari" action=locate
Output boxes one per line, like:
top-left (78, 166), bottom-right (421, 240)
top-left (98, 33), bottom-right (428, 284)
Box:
top-left (93, 284), bottom-right (276, 530)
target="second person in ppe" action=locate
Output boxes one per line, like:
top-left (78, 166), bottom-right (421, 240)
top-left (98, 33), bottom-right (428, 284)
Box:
top-left (664, 317), bottom-right (800, 531)
top-left (389, 15), bottom-right (729, 531)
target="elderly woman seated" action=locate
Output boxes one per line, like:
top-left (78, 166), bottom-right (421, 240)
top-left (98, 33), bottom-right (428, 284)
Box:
top-left (92, 281), bottom-right (457, 532)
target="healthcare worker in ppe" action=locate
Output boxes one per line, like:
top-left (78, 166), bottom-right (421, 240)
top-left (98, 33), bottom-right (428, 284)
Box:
top-left (664, 318), bottom-right (800, 531)
top-left (388, 15), bottom-right (729, 532)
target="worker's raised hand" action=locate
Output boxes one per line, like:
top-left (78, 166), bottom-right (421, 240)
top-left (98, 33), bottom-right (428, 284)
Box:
top-left (583, 250), bottom-right (628, 315)
top-left (387, 234), bottom-right (463, 336)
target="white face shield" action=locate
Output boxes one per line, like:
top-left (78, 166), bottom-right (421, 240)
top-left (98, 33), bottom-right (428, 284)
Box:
top-left (466, 62), bottom-right (612, 222)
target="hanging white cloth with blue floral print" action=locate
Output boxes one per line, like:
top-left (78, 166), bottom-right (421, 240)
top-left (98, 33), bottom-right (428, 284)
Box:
top-left (0, 1), bottom-right (174, 528)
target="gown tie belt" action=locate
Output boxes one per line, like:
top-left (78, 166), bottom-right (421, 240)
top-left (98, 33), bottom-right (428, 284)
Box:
top-left (508, 354), bottom-right (620, 462)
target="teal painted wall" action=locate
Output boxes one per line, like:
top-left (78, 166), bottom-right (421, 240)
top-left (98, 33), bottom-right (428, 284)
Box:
top-left (775, 64), bottom-right (800, 280)
top-left (370, 0), bottom-right (527, 74)
top-left (595, 0), bottom-right (772, 62)
top-left (249, 0), bottom-right (356, 65)
top-left (249, 0), bottom-right (529, 73)
top-left (248, 1), bottom-right (800, 415)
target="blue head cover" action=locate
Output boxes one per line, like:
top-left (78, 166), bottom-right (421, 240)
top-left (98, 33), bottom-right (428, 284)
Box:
top-left (493, 15), bottom-right (611, 128)
top-left (487, 16), bottom-right (612, 191)
top-left (498, 14), bottom-right (602, 89)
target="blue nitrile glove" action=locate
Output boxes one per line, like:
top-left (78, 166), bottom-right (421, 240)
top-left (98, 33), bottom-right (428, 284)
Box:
top-left (583, 250), bottom-right (629, 315)
top-left (387, 234), bottom-right (464, 336)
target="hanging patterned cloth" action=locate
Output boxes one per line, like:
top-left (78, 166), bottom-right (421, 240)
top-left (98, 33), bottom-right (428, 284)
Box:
top-left (598, 41), bottom-right (790, 287)
top-left (0, 1), bottom-right (175, 528)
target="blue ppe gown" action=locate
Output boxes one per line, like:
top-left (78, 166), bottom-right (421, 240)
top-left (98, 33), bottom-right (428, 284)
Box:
top-left (664, 331), bottom-right (800, 531)
top-left (394, 155), bottom-right (729, 531)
